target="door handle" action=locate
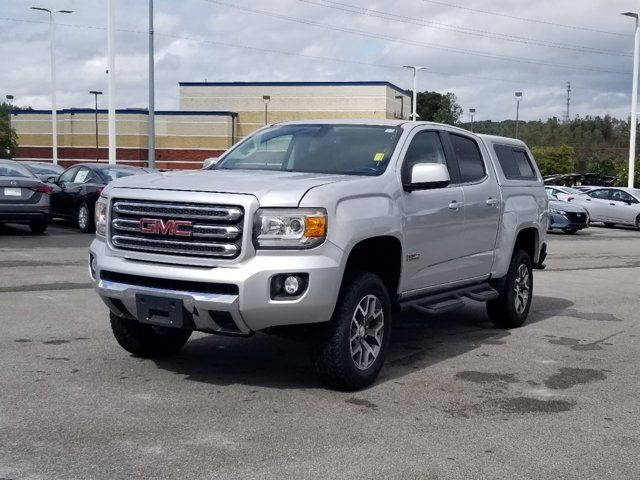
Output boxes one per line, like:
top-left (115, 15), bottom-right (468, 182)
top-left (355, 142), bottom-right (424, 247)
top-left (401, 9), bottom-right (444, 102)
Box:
top-left (448, 201), bottom-right (462, 210)
top-left (486, 198), bottom-right (498, 206)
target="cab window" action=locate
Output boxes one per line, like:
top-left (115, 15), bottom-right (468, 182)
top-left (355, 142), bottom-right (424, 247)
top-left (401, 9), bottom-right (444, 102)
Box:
top-left (401, 131), bottom-right (449, 184)
top-left (449, 134), bottom-right (486, 183)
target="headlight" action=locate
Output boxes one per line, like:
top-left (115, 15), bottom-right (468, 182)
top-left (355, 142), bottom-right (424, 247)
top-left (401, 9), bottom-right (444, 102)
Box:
top-left (254, 208), bottom-right (327, 249)
top-left (549, 208), bottom-right (567, 215)
top-left (95, 198), bottom-right (108, 236)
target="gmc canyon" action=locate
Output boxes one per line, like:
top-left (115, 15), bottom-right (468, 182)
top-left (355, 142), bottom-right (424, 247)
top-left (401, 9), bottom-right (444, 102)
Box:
top-left (90, 120), bottom-right (548, 390)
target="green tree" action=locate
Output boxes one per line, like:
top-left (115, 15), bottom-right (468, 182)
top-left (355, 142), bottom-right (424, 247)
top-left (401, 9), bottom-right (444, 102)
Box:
top-left (530, 145), bottom-right (576, 176)
top-left (0, 101), bottom-right (23, 159)
top-left (415, 91), bottom-right (463, 125)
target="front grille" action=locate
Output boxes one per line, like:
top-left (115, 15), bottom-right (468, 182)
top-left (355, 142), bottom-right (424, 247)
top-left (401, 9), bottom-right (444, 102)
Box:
top-left (565, 212), bottom-right (587, 223)
top-left (101, 270), bottom-right (239, 295)
top-left (110, 199), bottom-right (244, 259)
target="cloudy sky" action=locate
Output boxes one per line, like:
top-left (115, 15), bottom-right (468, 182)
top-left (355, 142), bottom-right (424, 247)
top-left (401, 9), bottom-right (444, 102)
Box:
top-left (2, 0), bottom-right (639, 121)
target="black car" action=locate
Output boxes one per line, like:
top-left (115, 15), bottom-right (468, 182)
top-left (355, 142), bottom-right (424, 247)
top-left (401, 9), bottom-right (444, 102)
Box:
top-left (21, 161), bottom-right (64, 182)
top-left (48, 163), bottom-right (152, 233)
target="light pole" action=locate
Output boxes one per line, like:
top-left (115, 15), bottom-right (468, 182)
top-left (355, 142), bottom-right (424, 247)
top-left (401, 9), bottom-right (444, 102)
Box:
top-left (107, 0), bottom-right (116, 165)
top-left (622, 12), bottom-right (639, 188)
top-left (469, 108), bottom-right (476, 132)
top-left (263, 95), bottom-right (271, 125)
top-left (515, 92), bottom-right (523, 139)
top-left (403, 65), bottom-right (427, 121)
top-left (5, 95), bottom-right (14, 131)
top-left (148, 0), bottom-right (155, 169)
top-left (31, 7), bottom-right (73, 165)
top-left (395, 95), bottom-right (404, 119)
top-left (90, 91), bottom-right (103, 162)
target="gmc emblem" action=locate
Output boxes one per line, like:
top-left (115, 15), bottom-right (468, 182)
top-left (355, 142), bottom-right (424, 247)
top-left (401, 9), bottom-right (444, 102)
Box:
top-left (139, 218), bottom-right (193, 237)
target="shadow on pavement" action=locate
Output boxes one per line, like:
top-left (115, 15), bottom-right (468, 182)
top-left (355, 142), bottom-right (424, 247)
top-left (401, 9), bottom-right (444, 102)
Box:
top-left (153, 295), bottom-right (574, 390)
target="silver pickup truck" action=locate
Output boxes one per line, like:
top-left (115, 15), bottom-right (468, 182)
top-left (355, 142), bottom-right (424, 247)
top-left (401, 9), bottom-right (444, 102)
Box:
top-left (90, 120), bottom-right (548, 390)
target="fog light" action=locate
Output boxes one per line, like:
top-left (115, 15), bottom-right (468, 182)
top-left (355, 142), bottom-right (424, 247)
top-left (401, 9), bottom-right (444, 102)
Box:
top-left (284, 276), bottom-right (300, 295)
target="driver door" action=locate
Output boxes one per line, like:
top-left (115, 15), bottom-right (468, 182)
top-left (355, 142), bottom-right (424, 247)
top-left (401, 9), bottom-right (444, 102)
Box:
top-left (609, 189), bottom-right (639, 223)
top-left (399, 128), bottom-right (467, 292)
top-left (51, 167), bottom-right (78, 217)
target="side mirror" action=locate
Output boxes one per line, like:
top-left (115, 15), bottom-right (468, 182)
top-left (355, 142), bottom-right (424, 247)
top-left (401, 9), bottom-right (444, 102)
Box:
top-left (405, 163), bottom-right (450, 191)
top-left (46, 176), bottom-right (57, 184)
top-left (202, 157), bottom-right (220, 169)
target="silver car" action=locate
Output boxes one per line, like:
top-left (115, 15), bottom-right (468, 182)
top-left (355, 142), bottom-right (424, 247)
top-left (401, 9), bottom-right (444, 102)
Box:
top-left (0, 159), bottom-right (52, 234)
top-left (572, 187), bottom-right (640, 229)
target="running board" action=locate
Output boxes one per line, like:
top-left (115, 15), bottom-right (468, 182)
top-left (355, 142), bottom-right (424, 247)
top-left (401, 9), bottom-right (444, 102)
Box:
top-left (400, 282), bottom-right (499, 317)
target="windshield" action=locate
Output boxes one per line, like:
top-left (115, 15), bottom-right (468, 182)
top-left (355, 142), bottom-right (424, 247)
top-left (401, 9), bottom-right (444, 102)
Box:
top-left (0, 162), bottom-right (34, 178)
top-left (100, 168), bottom-right (146, 182)
top-left (216, 124), bottom-right (402, 176)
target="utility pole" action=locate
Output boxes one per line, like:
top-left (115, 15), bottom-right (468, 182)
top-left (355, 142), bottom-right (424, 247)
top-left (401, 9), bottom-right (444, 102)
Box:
top-left (262, 95), bottom-right (271, 125)
top-left (5, 95), bottom-right (13, 131)
top-left (515, 92), bottom-right (523, 139)
top-left (469, 108), bottom-right (476, 132)
top-left (107, 0), bottom-right (116, 165)
top-left (565, 81), bottom-right (571, 123)
top-left (403, 65), bottom-right (427, 121)
top-left (148, 0), bottom-right (156, 169)
top-left (622, 11), bottom-right (639, 188)
top-left (31, 7), bottom-right (73, 165)
top-left (90, 91), bottom-right (102, 162)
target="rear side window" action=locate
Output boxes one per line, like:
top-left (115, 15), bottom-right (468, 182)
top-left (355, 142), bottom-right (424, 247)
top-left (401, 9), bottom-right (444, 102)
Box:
top-left (589, 189), bottom-right (610, 199)
top-left (494, 145), bottom-right (537, 180)
top-left (449, 134), bottom-right (485, 183)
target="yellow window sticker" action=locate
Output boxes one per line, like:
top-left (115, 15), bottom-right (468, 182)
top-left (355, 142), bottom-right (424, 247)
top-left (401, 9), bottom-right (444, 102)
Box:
top-left (373, 153), bottom-right (385, 162)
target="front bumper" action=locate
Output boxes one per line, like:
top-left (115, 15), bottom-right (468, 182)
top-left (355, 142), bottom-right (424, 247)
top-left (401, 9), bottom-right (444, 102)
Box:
top-left (548, 212), bottom-right (589, 230)
top-left (90, 238), bottom-right (344, 334)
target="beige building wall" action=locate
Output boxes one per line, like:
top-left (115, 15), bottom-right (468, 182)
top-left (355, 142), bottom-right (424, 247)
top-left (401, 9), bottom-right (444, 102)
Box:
top-left (179, 82), bottom-right (410, 140)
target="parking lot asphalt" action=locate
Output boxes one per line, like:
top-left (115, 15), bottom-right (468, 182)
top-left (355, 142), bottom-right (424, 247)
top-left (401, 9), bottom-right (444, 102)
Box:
top-left (1, 222), bottom-right (639, 480)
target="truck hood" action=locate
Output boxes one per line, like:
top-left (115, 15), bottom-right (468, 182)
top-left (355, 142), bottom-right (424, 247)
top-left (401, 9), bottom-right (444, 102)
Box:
top-left (109, 169), bottom-right (355, 207)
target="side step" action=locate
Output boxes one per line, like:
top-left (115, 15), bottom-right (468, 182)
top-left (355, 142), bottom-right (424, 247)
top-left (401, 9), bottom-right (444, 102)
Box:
top-left (400, 282), bottom-right (499, 317)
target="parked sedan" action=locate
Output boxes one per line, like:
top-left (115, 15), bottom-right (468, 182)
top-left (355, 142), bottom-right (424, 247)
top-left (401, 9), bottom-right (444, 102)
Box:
top-left (0, 159), bottom-right (52, 234)
top-left (21, 161), bottom-right (64, 182)
top-left (546, 191), bottom-right (590, 234)
top-left (48, 163), bottom-right (152, 233)
top-left (571, 187), bottom-right (640, 229)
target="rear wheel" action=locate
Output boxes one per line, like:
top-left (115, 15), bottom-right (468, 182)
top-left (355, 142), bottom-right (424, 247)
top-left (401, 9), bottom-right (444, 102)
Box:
top-left (487, 249), bottom-right (533, 328)
top-left (312, 272), bottom-right (391, 390)
top-left (110, 312), bottom-right (191, 358)
top-left (562, 227), bottom-right (579, 234)
top-left (29, 220), bottom-right (48, 234)
top-left (603, 222), bottom-right (615, 228)
top-left (77, 202), bottom-right (95, 233)
top-left (635, 215), bottom-right (640, 230)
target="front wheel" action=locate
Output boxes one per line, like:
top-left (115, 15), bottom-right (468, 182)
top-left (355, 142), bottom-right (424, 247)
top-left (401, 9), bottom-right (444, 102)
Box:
top-left (77, 202), bottom-right (95, 233)
top-left (635, 215), bottom-right (640, 231)
top-left (312, 272), bottom-right (392, 391)
top-left (110, 312), bottom-right (191, 358)
top-left (487, 249), bottom-right (533, 328)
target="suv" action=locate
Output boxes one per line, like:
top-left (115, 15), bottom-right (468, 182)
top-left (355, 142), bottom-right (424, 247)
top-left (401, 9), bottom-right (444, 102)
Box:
top-left (90, 120), bottom-right (548, 390)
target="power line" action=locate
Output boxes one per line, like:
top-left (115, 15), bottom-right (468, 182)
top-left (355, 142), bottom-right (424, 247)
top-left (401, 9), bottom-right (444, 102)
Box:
top-left (296, 0), bottom-right (629, 56)
top-left (421, 0), bottom-right (629, 37)
top-left (0, 15), bottom-right (563, 88)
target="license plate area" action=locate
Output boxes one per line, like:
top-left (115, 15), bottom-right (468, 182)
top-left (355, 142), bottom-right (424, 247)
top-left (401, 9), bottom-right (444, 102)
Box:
top-left (136, 293), bottom-right (185, 328)
top-left (4, 187), bottom-right (21, 197)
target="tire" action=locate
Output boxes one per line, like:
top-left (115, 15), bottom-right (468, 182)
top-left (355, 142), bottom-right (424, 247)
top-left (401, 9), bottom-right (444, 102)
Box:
top-left (77, 202), bottom-right (95, 233)
top-left (635, 215), bottom-right (640, 231)
top-left (312, 272), bottom-right (392, 391)
top-left (487, 249), bottom-right (533, 328)
top-left (29, 220), bottom-right (48, 234)
top-left (603, 222), bottom-right (615, 228)
top-left (562, 228), bottom-right (579, 234)
top-left (110, 312), bottom-right (191, 358)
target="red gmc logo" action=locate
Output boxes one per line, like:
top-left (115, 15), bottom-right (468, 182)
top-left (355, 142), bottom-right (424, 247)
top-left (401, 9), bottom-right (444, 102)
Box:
top-left (139, 218), bottom-right (193, 237)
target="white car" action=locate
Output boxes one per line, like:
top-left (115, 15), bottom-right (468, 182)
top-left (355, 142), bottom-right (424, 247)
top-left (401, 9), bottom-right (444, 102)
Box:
top-left (571, 187), bottom-right (640, 229)
top-left (545, 186), bottom-right (585, 202)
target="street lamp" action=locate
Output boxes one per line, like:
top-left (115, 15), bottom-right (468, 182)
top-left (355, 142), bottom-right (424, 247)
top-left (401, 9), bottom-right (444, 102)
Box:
top-left (622, 11), bottom-right (639, 188)
top-left (90, 91), bottom-right (103, 162)
top-left (395, 95), bottom-right (405, 119)
top-left (263, 95), bottom-right (271, 125)
top-left (403, 65), bottom-right (428, 121)
top-left (6, 95), bottom-right (14, 131)
top-left (469, 108), bottom-right (476, 132)
top-left (31, 7), bottom-right (73, 165)
top-left (515, 92), bottom-right (523, 139)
